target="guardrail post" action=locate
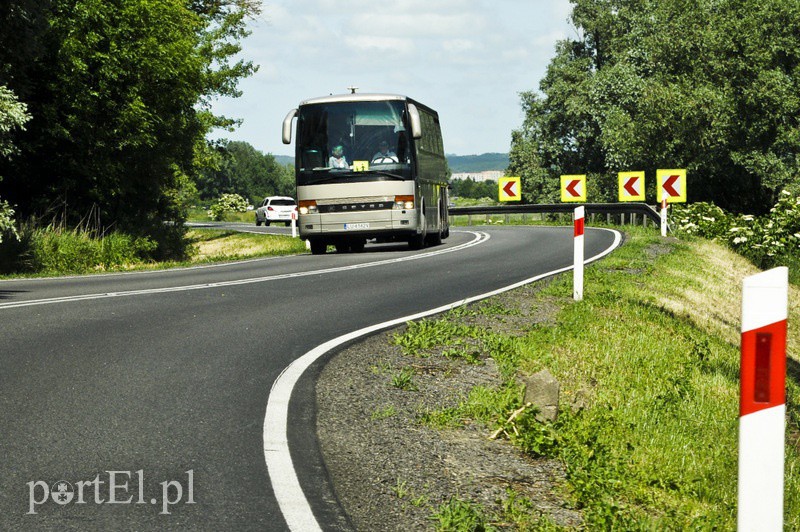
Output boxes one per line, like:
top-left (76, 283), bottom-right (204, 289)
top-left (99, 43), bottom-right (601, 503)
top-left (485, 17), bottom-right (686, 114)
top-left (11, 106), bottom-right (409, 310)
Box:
top-left (738, 266), bottom-right (788, 531)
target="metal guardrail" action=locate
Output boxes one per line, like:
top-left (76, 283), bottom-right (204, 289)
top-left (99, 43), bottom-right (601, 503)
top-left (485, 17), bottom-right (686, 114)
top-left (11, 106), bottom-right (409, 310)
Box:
top-left (448, 202), bottom-right (661, 225)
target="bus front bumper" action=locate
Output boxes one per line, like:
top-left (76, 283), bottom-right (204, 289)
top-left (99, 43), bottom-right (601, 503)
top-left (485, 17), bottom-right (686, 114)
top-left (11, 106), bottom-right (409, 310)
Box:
top-left (298, 210), bottom-right (419, 240)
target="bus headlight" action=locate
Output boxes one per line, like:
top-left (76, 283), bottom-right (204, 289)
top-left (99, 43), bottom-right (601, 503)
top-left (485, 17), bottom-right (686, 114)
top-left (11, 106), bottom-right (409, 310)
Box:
top-left (394, 195), bottom-right (414, 210)
top-left (299, 200), bottom-right (318, 215)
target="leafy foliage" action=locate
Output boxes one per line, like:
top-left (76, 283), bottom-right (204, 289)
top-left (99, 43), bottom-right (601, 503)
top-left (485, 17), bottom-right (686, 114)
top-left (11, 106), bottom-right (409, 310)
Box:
top-left (195, 141), bottom-right (295, 205)
top-left (0, 0), bottom-right (258, 258)
top-left (0, 200), bottom-right (18, 244)
top-left (0, 85), bottom-right (30, 161)
top-left (0, 84), bottom-right (30, 241)
top-left (509, 0), bottom-right (800, 213)
top-left (448, 177), bottom-right (497, 200)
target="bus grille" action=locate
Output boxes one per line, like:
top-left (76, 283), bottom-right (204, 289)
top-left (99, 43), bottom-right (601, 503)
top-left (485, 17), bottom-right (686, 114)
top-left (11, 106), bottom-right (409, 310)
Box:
top-left (318, 201), bottom-right (394, 213)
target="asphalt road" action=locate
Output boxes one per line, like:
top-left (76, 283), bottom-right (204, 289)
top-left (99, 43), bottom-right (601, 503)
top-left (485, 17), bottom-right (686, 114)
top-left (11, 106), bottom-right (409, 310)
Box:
top-left (0, 226), bottom-right (620, 530)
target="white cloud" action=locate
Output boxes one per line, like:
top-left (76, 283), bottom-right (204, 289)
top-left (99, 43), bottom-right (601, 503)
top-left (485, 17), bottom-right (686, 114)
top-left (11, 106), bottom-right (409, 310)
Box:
top-left (442, 39), bottom-right (480, 54)
top-left (343, 35), bottom-right (416, 54)
top-left (212, 0), bottom-right (575, 155)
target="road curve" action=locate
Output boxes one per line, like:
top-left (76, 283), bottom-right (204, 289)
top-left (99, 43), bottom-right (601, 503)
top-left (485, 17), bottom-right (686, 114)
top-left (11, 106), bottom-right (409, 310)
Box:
top-left (0, 225), bottom-right (620, 530)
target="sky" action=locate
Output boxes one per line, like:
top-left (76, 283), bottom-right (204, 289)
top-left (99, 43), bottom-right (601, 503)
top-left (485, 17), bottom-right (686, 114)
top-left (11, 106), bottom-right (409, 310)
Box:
top-left (209, 0), bottom-right (576, 157)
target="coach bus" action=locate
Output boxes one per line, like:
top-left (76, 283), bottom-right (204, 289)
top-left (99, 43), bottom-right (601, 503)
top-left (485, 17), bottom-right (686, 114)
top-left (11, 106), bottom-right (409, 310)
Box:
top-left (282, 92), bottom-right (449, 254)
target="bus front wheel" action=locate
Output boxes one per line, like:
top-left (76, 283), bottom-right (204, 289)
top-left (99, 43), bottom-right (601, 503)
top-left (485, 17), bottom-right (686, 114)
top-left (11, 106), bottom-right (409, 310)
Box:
top-left (408, 233), bottom-right (425, 250)
top-left (350, 239), bottom-right (366, 253)
top-left (310, 239), bottom-right (327, 255)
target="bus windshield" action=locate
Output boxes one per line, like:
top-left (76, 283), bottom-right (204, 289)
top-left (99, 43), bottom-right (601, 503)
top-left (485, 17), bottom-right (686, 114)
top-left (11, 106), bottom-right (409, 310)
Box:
top-left (296, 100), bottom-right (413, 185)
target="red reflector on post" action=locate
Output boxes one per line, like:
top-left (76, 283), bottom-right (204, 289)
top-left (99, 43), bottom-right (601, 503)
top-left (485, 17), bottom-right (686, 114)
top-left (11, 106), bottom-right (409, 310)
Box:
top-left (754, 333), bottom-right (772, 403)
top-left (740, 322), bottom-right (785, 417)
top-left (574, 217), bottom-right (584, 237)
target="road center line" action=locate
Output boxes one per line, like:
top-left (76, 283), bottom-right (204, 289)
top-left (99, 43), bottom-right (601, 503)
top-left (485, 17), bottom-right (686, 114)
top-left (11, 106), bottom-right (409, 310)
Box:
top-left (264, 228), bottom-right (622, 531)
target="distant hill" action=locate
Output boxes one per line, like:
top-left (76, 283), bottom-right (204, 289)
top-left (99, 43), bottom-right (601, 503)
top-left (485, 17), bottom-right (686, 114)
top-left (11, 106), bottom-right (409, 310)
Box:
top-left (270, 153), bottom-right (510, 173)
top-left (273, 155), bottom-right (294, 166)
top-left (446, 153), bottom-right (509, 173)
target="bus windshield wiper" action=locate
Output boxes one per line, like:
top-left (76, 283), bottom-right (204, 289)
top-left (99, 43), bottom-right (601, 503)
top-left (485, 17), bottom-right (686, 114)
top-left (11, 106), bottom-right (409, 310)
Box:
top-left (369, 171), bottom-right (406, 180)
top-left (307, 171), bottom-right (406, 184)
top-left (305, 173), bottom-right (354, 184)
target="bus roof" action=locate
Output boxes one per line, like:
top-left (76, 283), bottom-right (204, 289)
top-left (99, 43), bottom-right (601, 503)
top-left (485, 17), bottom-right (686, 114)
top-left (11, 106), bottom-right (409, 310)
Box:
top-left (298, 93), bottom-right (437, 116)
top-left (299, 93), bottom-right (406, 106)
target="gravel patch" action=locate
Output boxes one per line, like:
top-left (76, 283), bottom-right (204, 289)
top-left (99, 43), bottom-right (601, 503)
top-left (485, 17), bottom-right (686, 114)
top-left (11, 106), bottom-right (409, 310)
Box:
top-left (316, 283), bottom-right (582, 530)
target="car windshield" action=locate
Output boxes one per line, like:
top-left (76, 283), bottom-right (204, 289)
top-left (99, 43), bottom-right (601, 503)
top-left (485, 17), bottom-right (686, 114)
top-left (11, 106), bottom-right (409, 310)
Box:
top-left (296, 100), bottom-right (412, 185)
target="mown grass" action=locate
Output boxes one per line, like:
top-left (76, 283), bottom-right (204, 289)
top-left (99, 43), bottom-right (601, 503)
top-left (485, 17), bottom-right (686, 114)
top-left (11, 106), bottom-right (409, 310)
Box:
top-left (187, 207), bottom-right (255, 223)
top-left (187, 229), bottom-right (306, 262)
top-left (392, 227), bottom-right (800, 530)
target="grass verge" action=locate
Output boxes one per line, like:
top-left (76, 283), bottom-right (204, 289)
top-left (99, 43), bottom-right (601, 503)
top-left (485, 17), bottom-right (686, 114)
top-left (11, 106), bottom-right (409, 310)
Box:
top-left (187, 229), bottom-right (306, 262)
top-left (0, 228), bottom-right (307, 277)
top-left (391, 226), bottom-right (800, 529)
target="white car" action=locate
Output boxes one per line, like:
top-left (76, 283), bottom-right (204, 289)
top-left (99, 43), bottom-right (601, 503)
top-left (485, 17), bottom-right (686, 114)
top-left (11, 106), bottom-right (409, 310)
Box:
top-left (255, 196), bottom-right (297, 226)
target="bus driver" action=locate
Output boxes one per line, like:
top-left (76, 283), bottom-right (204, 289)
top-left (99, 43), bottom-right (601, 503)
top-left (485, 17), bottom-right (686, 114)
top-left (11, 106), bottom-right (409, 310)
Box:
top-left (371, 141), bottom-right (398, 163)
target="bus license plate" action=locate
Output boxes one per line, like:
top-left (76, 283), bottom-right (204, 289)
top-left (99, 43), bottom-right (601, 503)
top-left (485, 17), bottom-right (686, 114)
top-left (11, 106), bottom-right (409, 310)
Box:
top-left (344, 223), bottom-right (370, 230)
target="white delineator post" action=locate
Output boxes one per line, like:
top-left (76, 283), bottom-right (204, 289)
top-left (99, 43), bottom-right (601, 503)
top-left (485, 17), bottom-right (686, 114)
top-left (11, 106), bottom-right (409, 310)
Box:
top-left (738, 266), bottom-right (788, 532)
top-left (660, 198), bottom-right (668, 237)
top-left (291, 211), bottom-right (298, 238)
top-left (573, 206), bottom-right (584, 301)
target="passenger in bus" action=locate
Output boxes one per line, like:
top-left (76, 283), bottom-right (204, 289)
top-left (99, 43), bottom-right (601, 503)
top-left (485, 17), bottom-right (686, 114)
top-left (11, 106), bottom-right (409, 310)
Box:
top-left (371, 141), bottom-right (398, 163)
top-left (329, 145), bottom-right (349, 169)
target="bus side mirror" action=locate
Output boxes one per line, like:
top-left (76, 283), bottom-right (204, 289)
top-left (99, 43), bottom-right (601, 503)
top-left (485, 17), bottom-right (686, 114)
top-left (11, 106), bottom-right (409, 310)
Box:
top-left (408, 104), bottom-right (422, 140)
top-left (282, 109), bottom-right (297, 144)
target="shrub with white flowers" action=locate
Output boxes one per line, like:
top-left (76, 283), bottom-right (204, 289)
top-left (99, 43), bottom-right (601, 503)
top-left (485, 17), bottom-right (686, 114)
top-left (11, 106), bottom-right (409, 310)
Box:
top-left (0, 199), bottom-right (17, 243)
top-left (672, 202), bottom-right (732, 240)
top-left (673, 190), bottom-right (800, 268)
top-left (208, 193), bottom-right (249, 221)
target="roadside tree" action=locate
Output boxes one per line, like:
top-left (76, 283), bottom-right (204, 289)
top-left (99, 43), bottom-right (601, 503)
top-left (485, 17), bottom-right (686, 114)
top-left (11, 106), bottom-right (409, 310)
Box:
top-left (0, 0), bottom-right (259, 257)
top-left (510, 0), bottom-right (800, 213)
top-left (0, 85), bottom-right (30, 241)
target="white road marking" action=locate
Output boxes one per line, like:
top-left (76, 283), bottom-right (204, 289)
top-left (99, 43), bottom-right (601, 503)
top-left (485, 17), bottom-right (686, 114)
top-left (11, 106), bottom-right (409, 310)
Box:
top-left (0, 231), bottom-right (489, 310)
top-left (264, 228), bottom-right (622, 531)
